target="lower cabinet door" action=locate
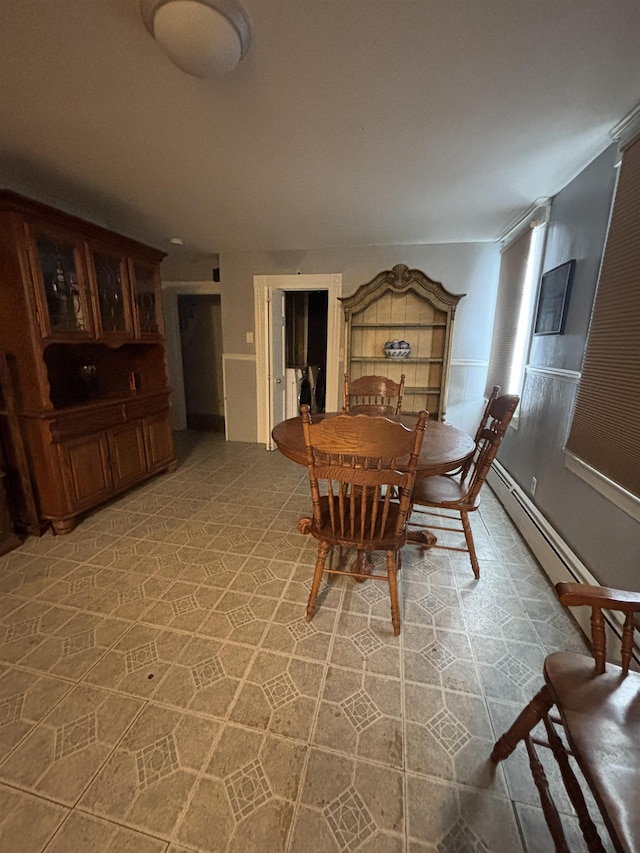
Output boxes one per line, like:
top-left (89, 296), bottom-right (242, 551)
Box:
top-left (109, 421), bottom-right (147, 490)
top-left (61, 432), bottom-right (113, 511)
top-left (144, 410), bottom-right (175, 473)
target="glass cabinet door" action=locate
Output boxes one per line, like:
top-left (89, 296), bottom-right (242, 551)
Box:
top-left (90, 248), bottom-right (133, 338)
top-left (31, 228), bottom-right (93, 338)
top-left (130, 259), bottom-right (161, 337)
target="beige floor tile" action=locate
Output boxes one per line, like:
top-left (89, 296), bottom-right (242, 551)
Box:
top-left (283, 568), bottom-right (343, 611)
top-left (152, 635), bottom-right (253, 717)
top-left (0, 783), bottom-right (68, 852)
top-left (0, 592), bottom-right (28, 619)
top-left (261, 599), bottom-right (338, 661)
top-left (229, 651), bottom-right (324, 741)
top-left (405, 774), bottom-right (523, 850)
top-left (87, 574), bottom-right (172, 621)
top-left (404, 682), bottom-right (508, 792)
top-left (401, 579), bottom-right (466, 630)
top-left (18, 611), bottom-right (130, 680)
top-left (177, 549), bottom-right (245, 588)
top-left (80, 704), bottom-right (220, 840)
top-left (35, 565), bottom-right (127, 610)
top-left (83, 624), bottom-right (190, 698)
top-left (331, 612), bottom-right (402, 677)
top-left (140, 581), bottom-right (223, 633)
top-left (228, 556), bottom-right (294, 597)
top-left (0, 601), bottom-right (77, 667)
top-left (473, 636), bottom-right (547, 704)
top-left (0, 683), bottom-right (142, 805)
top-left (0, 668), bottom-right (72, 760)
top-left (403, 624), bottom-right (482, 695)
top-left (250, 531), bottom-right (310, 563)
top-left (293, 748), bottom-right (405, 852)
top-left (196, 525), bottom-right (264, 556)
top-left (175, 725), bottom-right (306, 852)
top-left (198, 590), bottom-right (279, 645)
top-left (0, 558), bottom-right (76, 599)
top-left (313, 666), bottom-right (403, 768)
top-left (45, 811), bottom-right (168, 852)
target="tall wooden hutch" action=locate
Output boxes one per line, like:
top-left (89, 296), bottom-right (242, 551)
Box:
top-left (0, 191), bottom-right (175, 534)
top-left (341, 264), bottom-right (463, 420)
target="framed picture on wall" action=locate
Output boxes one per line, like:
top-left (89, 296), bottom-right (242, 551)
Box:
top-left (534, 259), bottom-right (576, 335)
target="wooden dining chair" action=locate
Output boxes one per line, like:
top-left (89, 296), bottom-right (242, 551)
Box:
top-left (457, 385), bottom-right (501, 479)
top-left (299, 404), bottom-right (428, 635)
top-left (408, 392), bottom-right (519, 577)
top-left (491, 582), bottom-right (640, 853)
top-left (343, 373), bottom-right (405, 416)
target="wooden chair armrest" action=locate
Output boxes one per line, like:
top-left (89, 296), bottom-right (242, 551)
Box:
top-left (556, 582), bottom-right (640, 613)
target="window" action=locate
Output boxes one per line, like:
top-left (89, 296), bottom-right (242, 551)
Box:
top-left (485, 216), bottom-right (546, 398)
top-left (566, 133), bottom-right (640, 503)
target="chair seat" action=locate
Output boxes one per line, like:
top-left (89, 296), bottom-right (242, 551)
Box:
top-left (310, 496), bottom-right (407, 549)
top-left (411, 474), bottom-right (480, 509)
top-left (545, 651), bottom-right (640, 852)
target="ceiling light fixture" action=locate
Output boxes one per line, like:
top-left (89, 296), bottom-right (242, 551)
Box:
top-left (140, 0), bottom-right (251, 78)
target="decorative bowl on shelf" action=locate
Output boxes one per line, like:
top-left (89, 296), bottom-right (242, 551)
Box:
top-left (383, 339), bottom-right (411, 358)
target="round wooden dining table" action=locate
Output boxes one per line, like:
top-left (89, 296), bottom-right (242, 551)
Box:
top-left (272, 412), bottom-right (475, 477)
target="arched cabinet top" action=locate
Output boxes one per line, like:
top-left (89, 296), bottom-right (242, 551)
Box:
top-left (340, 264), bottom-right (465, 320)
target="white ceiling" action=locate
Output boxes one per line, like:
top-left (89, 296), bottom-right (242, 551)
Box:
top-left (1, 0), bottom-right (639, 270)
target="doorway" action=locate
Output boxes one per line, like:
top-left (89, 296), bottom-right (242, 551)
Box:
top-left (178, 294), bottom-right (224, 431)
top-left (285, 290), bottom-right (328, 417)
top-left (254, 273), bottom-right (342, 448)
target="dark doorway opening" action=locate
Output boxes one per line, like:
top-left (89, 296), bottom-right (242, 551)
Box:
top-left (285, 290), bottom-right (328, 414)
top-left (178, 294), bottom-right (225, 431)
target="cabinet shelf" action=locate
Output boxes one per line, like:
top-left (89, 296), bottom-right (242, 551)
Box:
top-left (350, 322), bottom-right (447, 329)
top-left (350, 356), bottom-right (444, 364)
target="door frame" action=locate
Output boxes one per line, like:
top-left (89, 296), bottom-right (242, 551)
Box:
top-left (254, 273), bottom-right (342, 448)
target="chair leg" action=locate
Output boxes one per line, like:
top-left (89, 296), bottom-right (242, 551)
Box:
top-left (306, 540), bottom-right (329, 622)
top-left (543, 716), bottom-right (606, 852)
top-left (524, 734), bottom-right (571, 853)
top-left (461, 510), bottom-right (479, 578)
top-left (491, 684), bottom-right (553, 762)
top-left (386, 550), bottom-right (401, 636)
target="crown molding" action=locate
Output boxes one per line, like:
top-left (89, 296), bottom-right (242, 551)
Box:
top-left (610, 102), bottom-right (640, 148)
top-left (496, 198), bottom-right (551, 249)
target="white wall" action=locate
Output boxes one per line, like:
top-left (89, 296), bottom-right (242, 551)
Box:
top-left (219, 243), bottom-right (500, 441)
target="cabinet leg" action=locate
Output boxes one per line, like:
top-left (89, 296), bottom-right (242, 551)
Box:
top-left (51, 517), bottom-right (78, 535)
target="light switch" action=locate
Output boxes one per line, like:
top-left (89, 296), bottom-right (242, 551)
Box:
top-left (246, 331), bottom-right (254, 344)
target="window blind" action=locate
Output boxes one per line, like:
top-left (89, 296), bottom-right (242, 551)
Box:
top-left (566, 134), bottom-right (640, 499)
top-left (485, 227), bottom-right (532, 396)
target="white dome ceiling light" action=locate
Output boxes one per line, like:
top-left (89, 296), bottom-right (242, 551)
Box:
top-left (140, 0), bottom-right (251, 78)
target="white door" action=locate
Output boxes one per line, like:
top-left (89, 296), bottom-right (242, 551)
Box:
top-left (267, 289), bottom-right (286, 449)
top-left (254, 273), bottom-right (342, 449)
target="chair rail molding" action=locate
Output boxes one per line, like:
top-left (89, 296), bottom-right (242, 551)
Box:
top-left (525, 364), bottom-right (580, 382)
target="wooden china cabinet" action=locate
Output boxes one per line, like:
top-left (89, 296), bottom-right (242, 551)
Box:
top-left (0, 191), bottom-right (175, 535)
top-left (341, 264), bottom-right (464, 421)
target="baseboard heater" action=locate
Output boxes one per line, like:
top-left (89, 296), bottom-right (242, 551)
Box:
top-left (487, 462), bottom-right (639, 665)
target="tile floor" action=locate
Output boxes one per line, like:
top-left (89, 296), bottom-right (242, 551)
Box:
top-left (0, 431), bottom-right (605, 852)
